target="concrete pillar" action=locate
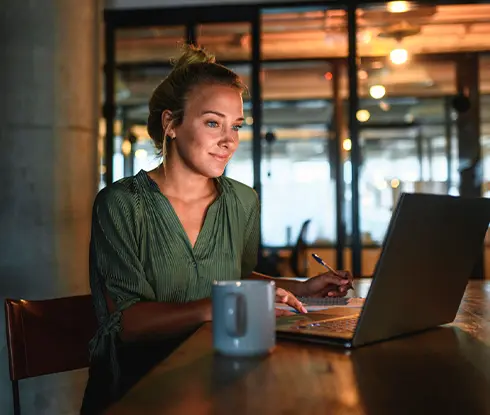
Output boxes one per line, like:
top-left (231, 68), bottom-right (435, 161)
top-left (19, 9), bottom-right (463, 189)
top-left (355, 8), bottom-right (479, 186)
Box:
top-left (0, 0), bottom-right (100, 413)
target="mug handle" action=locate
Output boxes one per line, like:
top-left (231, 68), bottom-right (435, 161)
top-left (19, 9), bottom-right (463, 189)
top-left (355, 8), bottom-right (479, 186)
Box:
top-left (224, 293), bottom-right (247, 338)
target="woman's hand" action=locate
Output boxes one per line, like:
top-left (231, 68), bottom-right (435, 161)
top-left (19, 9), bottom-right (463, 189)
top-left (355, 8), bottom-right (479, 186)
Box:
top-left (301, 271), bottom-right (353, 298)
top-left (274, 287), bottom-right (307, 317)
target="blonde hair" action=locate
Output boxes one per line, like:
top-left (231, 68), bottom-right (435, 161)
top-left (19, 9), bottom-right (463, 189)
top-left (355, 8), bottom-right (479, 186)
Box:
top-left (147, 44), bottom-right (246, 162)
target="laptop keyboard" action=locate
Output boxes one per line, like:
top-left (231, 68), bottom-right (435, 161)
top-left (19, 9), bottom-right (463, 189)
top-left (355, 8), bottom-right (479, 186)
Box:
top-left (297, 297), bottom-right (350, 306)
top-left (297, 317), bottom-right (359, 333)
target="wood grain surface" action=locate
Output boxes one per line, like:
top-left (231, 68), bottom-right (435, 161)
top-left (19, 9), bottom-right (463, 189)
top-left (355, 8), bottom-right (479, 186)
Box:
top-left (105, 280), bottom-right (490, 415)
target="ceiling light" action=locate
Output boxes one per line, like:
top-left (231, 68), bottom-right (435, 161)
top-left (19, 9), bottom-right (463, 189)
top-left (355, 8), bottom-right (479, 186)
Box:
top-left (387, 1), bottom-right (410, 13)
top-left (356, 109), bottom-right (370, 123)
top-left (370, 85), bottom-right (386, 99)
top-left (390, 48), bottom-right (408, 65)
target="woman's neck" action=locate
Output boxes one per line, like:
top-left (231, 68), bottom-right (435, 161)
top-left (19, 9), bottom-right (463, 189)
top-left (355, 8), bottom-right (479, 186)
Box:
top-left (150, 157), bottom-right (216, 202)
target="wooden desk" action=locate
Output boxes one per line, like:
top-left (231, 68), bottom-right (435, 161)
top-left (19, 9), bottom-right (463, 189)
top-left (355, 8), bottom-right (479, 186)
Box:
top-left (106, 280), bottom-right (490, 415)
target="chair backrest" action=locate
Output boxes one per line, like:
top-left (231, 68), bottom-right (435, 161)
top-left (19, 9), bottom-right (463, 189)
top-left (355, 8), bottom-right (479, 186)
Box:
top-left (4, 294), bottom-right (98, 381)
top-left (290, 219), bottom-right (311, 276)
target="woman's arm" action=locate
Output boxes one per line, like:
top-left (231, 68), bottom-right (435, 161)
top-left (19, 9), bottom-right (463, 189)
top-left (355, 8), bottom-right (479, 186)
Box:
top-left (247, 271), bottom-right (307, 296)
top-left (104, 294), bottom-right (211, 342)
top-left (246, 270), bottom-right (353, 298)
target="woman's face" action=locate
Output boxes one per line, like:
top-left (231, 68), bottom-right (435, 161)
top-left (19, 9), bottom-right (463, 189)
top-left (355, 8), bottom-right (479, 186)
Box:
top-left (167, 83), bottom-right (244, 178)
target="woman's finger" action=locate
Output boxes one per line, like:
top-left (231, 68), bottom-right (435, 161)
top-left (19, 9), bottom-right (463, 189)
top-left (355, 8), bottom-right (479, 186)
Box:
top-left (275, 308), bottom-right (296, 317)
top-left (327, 290), bottom-right (346, 297)
top-left (322, 285), bottom-right (349, 298)
top-left (284, 293), bottom-right (307, 313)
top-left (337, 270), bottom-right (354, 288)
top-left (275, 288), bottom-right (307, 313)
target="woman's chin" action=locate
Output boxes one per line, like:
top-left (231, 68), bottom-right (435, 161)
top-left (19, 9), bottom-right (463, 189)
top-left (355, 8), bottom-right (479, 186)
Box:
top-left (192, 159), bottom-right (229, 178)
top-left (201, 166), bottom-right (226, 179)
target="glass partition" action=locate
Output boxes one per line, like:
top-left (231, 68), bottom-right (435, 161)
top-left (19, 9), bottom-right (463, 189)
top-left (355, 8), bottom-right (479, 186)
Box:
top-left (197, 22), bottom-right (251, 61)
top-left (113, 26), bottom-right (186, 180)
top-left (353, 2), bottom-right (490, 275)
top-left (116, 26), bottom-right (186, 64)
top-left (258, 4), bottom-right (348, 273)
top-left (261, 7), bottom-right (347, 59)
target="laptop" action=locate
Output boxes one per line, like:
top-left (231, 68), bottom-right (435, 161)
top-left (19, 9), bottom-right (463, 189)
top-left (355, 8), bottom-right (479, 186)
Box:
top-left (276, 192), bottom-right (490, 348)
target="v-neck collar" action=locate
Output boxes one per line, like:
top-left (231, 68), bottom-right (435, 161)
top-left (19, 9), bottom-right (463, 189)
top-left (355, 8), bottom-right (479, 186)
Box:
top-left (137, 170), bottom-right (225, 255)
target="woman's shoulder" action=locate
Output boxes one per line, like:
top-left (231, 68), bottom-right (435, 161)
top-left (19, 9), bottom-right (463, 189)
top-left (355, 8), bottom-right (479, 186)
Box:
top-left (94, 171), bottom-right (148, 210)
top-left (219, 176), bottom-right (259, 211)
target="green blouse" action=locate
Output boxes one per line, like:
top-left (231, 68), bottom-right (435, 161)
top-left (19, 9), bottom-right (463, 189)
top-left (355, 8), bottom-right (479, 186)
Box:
top-left (88, 169), bottom-right (260, 390)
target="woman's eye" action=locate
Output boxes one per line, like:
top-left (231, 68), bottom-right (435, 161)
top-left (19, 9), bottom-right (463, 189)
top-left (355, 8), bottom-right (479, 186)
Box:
top-left (207, 121), bottom-right (219, 128)
top-left (232, 125), bottom-right (243, 132)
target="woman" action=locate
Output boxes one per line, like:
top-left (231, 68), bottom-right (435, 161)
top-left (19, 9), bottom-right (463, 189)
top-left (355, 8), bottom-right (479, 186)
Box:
top-left (81, 45), bottom-right (352, 413)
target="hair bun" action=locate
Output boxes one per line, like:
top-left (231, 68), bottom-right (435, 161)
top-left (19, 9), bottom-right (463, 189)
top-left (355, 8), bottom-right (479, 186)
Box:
top-left (172, 44), bottom-right (216, 70)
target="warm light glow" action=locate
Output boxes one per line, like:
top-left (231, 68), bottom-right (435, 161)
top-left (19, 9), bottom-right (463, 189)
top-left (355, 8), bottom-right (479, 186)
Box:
top-left (131, 125), bottom-right (150, 141)
top-left (114, 120), bottom-right (122, 136)
top-left (343, 138), bottom-right (352, 151)
top-left (135, 149), bottom-right (148, 159)
top-left (245, 116), bottom-right (253, 125)
top-left (379, 101), bottom-right (391, 111)
top-left (356, 109), bottom-right (370, 122)
top-left (370, 85), bottom-right (386, 100)
top-left (121, 140), bottom-right (132, 156)
top-left (390, 48), bottom-right (408, 65)
top-left (358, 69), bottom-right (368, 80)
top-left (98, 119), bottom-right (106, 136)
top-left (324, 72), bottom-right (333, 80)
top-left (387, 1), bottom-right (410, 13)
top-left (357, 31), bottom-right (372, 44)
top-left (391, 178), bottom-right (400, 188)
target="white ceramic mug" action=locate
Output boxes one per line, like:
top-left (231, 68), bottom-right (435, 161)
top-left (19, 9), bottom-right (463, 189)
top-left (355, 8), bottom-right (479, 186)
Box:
top-left (212, 280), bottom-right (276, 356)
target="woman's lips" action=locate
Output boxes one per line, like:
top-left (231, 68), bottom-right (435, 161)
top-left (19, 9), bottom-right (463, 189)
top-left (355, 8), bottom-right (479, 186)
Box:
top-left (210, 153), bottom-right (229, 162)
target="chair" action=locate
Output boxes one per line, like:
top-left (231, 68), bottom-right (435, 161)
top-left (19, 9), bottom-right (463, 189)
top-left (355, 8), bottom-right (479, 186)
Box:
top-left (256, 219), bottom-right (312, 277)
top-left (289, 219), bottom-right (311, 277)
top-left (4, 295), bottom-right (98, 415)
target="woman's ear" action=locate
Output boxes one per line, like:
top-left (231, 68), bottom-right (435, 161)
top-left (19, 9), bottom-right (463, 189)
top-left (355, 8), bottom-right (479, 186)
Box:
top-left (161, 110), bottom-right (175, 139)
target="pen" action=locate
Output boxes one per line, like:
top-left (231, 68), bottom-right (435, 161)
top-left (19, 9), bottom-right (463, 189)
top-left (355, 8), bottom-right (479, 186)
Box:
top-left (311, 253), bottom-right (354, 290)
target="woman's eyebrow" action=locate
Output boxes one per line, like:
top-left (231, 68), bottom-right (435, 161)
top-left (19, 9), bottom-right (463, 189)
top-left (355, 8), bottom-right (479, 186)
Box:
top-left (201, 110), bottom-right (244, 122)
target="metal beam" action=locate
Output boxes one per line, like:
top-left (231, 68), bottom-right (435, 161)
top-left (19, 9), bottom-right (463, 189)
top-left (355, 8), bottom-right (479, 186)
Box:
top-left (332, 61), bottom-right (346, 271)
top-left (104, 22), bottom-right (116, 185)
top-left (347, 3), bottom-right (362, 277)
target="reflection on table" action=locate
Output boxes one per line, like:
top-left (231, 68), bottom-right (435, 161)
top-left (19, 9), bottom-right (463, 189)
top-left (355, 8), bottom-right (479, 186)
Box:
top-left (105, 280), bottom-right (490, 415)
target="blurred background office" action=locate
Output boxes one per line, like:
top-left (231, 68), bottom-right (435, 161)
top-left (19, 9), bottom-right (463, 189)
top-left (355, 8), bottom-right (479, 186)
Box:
top-left (104, 1), bottom-right (490, 278)
top-left (1, 0), bottom-right (490, 414)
